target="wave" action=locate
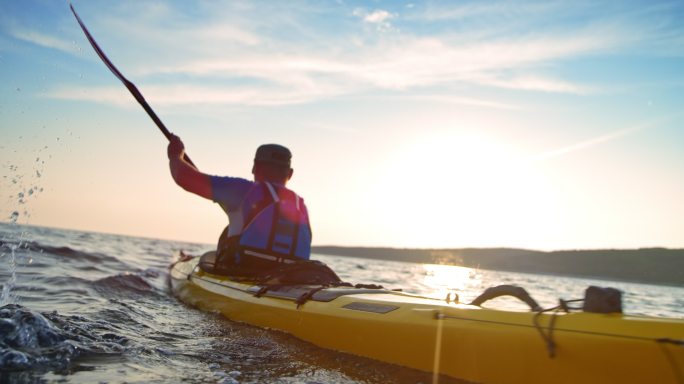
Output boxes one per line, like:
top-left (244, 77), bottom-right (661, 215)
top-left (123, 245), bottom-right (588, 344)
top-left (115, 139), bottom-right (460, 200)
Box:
top-left (42, 244), bottom-right (120, 265)
top-left (1, 236), bottom-right (121, 265)
top-left (92, 272), bottom-right (157, 293)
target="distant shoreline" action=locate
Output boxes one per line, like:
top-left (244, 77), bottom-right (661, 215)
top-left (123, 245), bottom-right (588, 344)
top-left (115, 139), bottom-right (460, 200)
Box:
top-left (3, 222), bottom-right (682, 287)
top-left (312, 246), bottom-right (684, 287)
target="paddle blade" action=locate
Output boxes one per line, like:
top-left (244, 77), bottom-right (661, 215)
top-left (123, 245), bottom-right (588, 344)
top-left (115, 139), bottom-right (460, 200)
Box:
top-left (70, 3), bottom-right (129, 85)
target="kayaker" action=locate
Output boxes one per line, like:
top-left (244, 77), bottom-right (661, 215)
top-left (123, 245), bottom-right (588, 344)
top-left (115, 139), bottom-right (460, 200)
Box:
top-left (167, 134), bottom-right (312, 276)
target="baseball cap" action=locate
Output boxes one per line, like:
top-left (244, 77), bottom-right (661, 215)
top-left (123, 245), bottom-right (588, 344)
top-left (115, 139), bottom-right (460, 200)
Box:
top-left (254, 144), bottom-right (292, 167)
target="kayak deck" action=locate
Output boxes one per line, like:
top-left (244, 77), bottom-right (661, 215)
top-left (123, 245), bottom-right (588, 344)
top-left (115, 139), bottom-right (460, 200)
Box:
top-left (170, 255), bottom-right (684, 384)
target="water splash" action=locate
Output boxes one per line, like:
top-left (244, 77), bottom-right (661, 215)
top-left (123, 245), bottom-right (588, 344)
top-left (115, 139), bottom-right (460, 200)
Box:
top-left (0, 304), bottom-right (128, 372)
top-left (1, 235), bottom-right (19, 306)
top-left (2, 156), bottom-right (46, 307)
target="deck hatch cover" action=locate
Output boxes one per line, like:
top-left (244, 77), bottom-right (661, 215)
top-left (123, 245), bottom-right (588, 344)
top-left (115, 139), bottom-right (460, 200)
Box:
top-left (343, 302), bottom-right (399, 314)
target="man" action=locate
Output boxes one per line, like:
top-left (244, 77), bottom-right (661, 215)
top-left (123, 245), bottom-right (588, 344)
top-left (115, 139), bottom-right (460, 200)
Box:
top-left (167, 134), bottom-right (312, 276)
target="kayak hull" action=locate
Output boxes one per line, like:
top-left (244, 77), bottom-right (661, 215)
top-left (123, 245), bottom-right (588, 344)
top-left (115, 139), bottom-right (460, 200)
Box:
top-left (170, 255), bottom-right (684, 384)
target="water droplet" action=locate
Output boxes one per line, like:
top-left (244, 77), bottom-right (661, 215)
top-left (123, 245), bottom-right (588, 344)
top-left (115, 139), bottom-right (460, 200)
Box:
top-left (28, 189), bottom-right (34, 196)
top-left (18, 192), bottom-right (24, 198)
top-left (16, 87), bottom-right (21, 92)
top-left (36, 157), bottom-right (40, 162)
top-left (36, 171), bottom-right (41, 177)
top-left (10, 211), bottom-right (19, 222)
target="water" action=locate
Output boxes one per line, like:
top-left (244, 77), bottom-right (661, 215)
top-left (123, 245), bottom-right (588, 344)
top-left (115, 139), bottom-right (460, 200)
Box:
top-left (1, 222), bottom-right (683, 383)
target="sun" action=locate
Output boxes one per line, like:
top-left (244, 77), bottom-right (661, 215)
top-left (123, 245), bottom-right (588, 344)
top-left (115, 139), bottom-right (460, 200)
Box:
top-left (371, 131), bottom-right (552, 248)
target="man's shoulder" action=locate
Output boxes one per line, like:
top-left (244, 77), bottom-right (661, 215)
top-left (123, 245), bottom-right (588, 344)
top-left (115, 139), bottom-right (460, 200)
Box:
top-left (210, 176), bottom-right (254, 188)
top-left (209, 176), bottom-right (256, 207)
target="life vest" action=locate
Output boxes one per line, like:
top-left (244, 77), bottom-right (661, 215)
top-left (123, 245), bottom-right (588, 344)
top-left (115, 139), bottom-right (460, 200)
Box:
top-left (233, 181), bottom-right (311, 267)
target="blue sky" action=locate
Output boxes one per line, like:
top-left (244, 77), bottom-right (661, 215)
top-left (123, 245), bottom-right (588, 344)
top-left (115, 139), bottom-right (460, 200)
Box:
top-left (1, 0), bottom-right (683, 250)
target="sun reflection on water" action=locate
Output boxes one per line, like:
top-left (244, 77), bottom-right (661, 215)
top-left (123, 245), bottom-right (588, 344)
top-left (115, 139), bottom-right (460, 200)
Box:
top-left (421, 263), bottom-right (483, 302)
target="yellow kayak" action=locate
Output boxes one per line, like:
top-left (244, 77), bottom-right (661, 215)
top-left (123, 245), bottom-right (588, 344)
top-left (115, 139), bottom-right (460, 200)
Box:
top-left (169, 253), bottom-right (684, 384)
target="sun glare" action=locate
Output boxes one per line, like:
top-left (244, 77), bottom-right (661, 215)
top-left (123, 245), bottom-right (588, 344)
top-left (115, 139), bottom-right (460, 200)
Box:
top-left (422, 263), bottom-right (482, 300)
top-left (374, 132), bottom-right (551, 248)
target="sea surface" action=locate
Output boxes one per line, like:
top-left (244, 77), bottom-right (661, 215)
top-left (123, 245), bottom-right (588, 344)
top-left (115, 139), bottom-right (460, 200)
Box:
top-left (1, 222), bottom-right (683, 383)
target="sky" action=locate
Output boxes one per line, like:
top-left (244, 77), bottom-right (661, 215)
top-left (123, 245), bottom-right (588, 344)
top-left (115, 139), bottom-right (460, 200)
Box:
top-left (1, 0), bottom-right (683, 250)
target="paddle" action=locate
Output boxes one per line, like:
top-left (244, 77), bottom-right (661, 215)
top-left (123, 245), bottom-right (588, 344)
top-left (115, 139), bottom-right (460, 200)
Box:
top-left (70, 3), bottom-right (229, 214)
top-left (69, 3), bottom-right (196, 167)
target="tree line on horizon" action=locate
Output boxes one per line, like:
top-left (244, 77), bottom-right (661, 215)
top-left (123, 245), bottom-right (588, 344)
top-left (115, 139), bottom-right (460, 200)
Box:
top-left (312, 246), bottom-right (684, 287)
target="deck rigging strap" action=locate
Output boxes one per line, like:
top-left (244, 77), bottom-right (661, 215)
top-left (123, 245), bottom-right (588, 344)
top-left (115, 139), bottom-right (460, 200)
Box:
top-left (532, 298), bottom-right (583, 358)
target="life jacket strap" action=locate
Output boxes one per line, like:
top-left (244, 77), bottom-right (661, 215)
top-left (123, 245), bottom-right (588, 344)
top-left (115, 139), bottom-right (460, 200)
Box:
top-left (263, 181), bottom-right (279, 202)
top-left (243, 249), bottom-right (297, 265)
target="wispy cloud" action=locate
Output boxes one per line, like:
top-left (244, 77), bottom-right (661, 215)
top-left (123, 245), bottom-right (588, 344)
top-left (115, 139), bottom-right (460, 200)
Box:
top-left (7, 27), bottom-right (80, 55)
top-left (191, 24), bottom-right (262, 46)
top-left (43, 82), bottom-right (344, 107)
top-left (397, 94), bottom-right (519, 110)
top-left (472, 74), bottom-right (592, 94)
top-left (147, 30), bottom-right (607, 93)
top-left (353, 8), bottom-right (395, 31)
top-left (43, 1), bottom-right (680, 108)
top-left (411, 1), bottom-right (563, 22)
top-left (530, 119), bottom-right (665, 162)
top-left (42, 86), bottom-right (132, 107)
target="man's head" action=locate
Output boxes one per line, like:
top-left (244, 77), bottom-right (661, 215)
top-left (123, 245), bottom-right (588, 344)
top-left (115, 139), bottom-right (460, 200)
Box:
top-left (252, 144), bottom-right (294, 184)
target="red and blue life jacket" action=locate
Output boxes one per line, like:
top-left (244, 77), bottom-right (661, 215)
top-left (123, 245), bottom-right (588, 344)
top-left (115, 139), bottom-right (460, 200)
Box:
top-left (233, 181), bottom-right (311, 266)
